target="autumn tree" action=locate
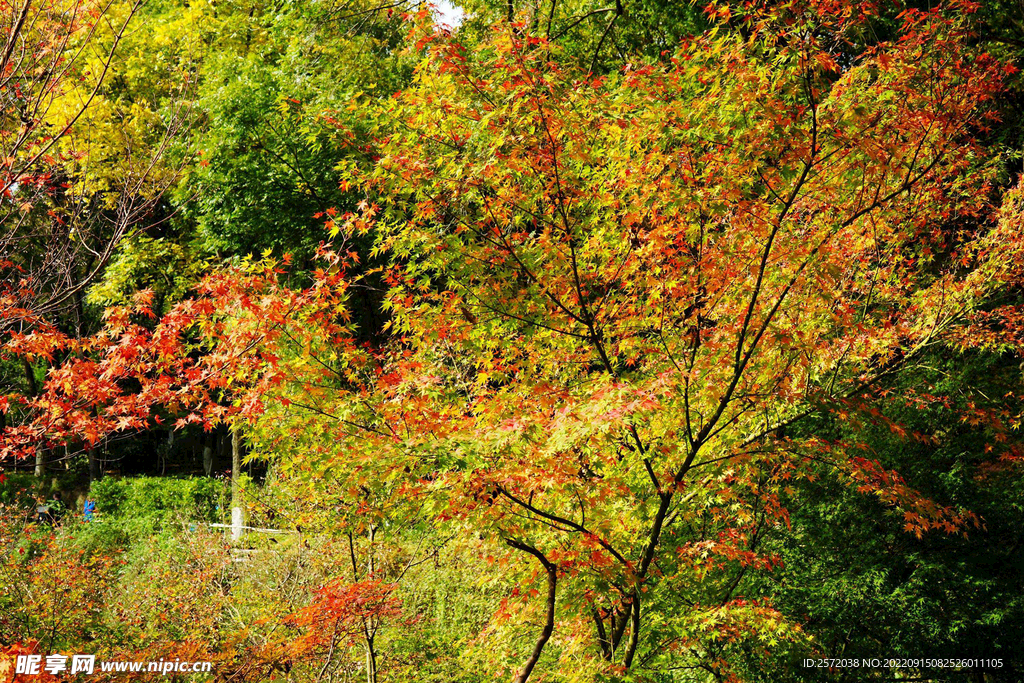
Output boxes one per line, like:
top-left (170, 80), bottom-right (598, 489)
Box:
top-left (0, 0), bottom-right (192, 324)
top-left (0, 0), bottom-right (198, 481)
top-left (281, 2), bottom-right (1018, 677)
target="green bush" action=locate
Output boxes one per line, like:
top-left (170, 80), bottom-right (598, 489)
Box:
top-left (0, 471), bottom-right (85, 506)
top-left (90, 476), bottom-right (229, 524)
top-left (62, 477), bottom-right (230, 553)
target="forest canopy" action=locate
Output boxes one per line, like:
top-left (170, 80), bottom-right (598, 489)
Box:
top-left (1, 0), bottom-right (1024, 681)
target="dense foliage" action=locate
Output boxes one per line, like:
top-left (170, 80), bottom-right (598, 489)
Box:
top-left (1, 0), bottom-right (1024, 681)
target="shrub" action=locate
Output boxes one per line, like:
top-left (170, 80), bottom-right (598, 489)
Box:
top-left (90, 476), bottom-right (229, 524)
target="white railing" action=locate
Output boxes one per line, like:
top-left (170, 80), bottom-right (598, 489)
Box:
top-left (207, 507), bottom-right (300, 541)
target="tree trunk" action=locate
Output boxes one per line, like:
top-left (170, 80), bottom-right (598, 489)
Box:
top-left (202, 431), bottom-right (215, 476)
top-left (364, 524), bottom-right (380, 683)
top-left (365, 636), bottom-right (378, 683)
top-left (161, 427), bottom-right (175, 475)
top-left (367, 525), bottom-right (376, 576)
top-left (34, 444), bottom-right (46, 477)
top-left (22, 357), bottom-right (38, 396)
top-left (506, 539), bottom-right (557, 683)
top-left (623, 592), bottom-right (640, 668)
top-left (23, 358), bottom-right (46, 477)
top-left (219, 425), bottom-right (230, 468)
top-left (231, 427), bottom-right (241, 511)
top-left (87, 445), bottom-right (101, 484)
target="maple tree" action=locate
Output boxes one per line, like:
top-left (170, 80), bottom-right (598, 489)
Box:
top-left (282, 2), bottom-right (1016, 676)
top-left (0, 0), bottom-right (199, 480)
top-left (0, 0), bottom-right (420, 480)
